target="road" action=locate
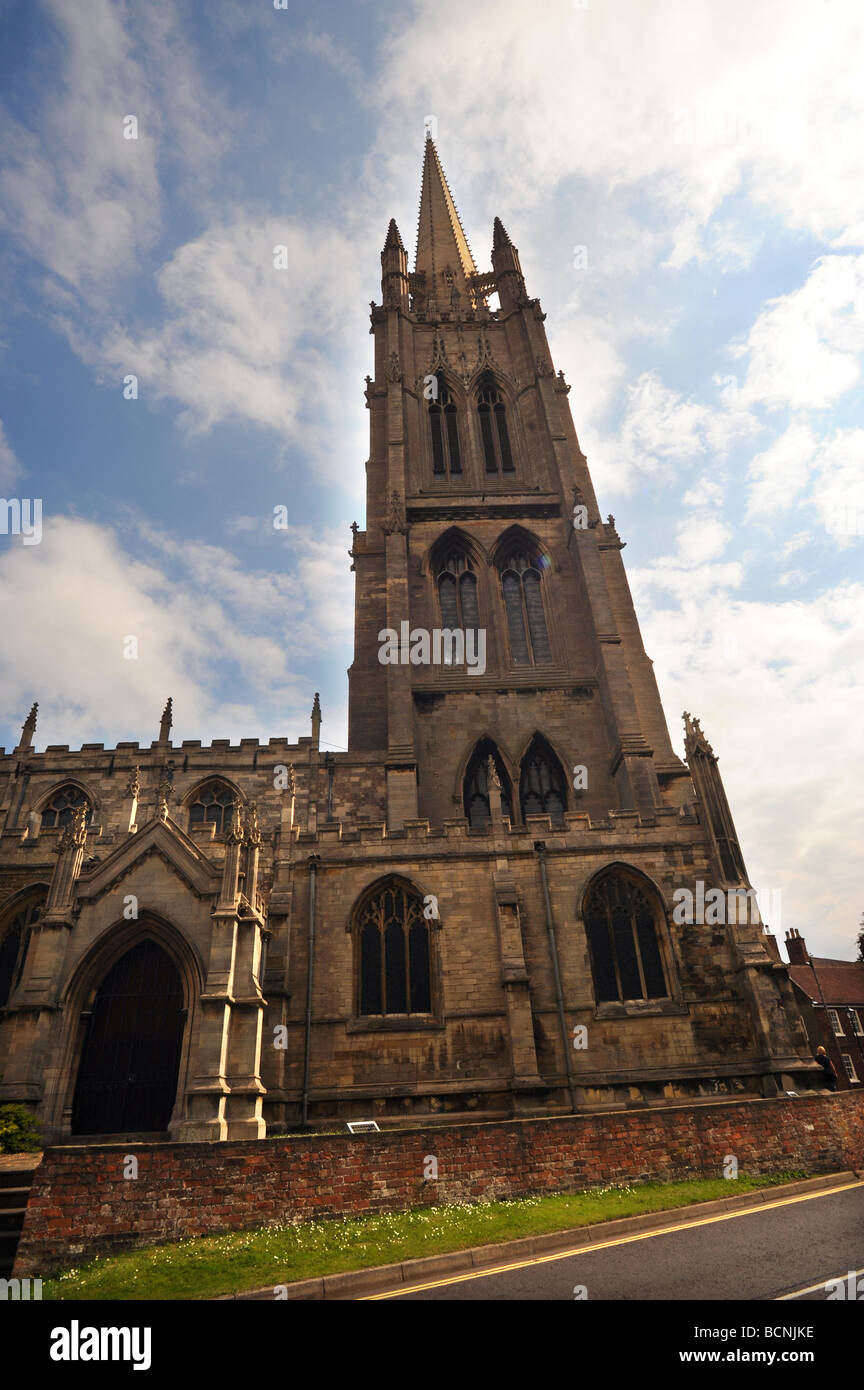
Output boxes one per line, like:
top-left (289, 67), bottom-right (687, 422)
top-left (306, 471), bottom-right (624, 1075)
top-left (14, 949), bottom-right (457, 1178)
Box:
top-left (364, 1181), bottom-right (864, 1301)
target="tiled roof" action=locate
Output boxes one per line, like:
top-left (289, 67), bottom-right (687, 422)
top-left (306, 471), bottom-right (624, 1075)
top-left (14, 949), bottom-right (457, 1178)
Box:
top-left (788, 960), bottom-right (864, 1006)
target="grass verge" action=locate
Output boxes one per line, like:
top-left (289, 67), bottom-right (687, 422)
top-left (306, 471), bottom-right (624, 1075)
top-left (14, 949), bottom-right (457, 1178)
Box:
top-left (44, 1169), bottom-right (809, 1301)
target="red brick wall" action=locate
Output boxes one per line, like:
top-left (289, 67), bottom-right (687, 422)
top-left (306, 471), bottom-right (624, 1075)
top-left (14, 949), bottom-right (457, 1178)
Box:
top-left (14, 1091), bottom-right (864, 1276)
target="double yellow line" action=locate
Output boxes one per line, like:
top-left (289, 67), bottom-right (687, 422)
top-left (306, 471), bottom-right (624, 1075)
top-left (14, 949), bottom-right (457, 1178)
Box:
top-left (362, 1179), bottom-right (864, 1299)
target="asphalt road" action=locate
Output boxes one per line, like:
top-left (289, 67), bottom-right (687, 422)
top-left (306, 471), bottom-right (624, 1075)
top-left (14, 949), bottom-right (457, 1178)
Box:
top-left (367, 1182), bottom-right (864, 1301)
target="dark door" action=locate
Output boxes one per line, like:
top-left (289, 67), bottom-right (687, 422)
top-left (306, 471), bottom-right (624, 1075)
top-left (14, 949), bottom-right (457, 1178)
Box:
top-left (71, 940), bottom-right (185, 1135)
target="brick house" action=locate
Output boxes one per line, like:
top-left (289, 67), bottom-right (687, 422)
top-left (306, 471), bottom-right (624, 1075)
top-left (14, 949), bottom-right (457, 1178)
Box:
top-left (784, 929), bottom-right (864, 1089)
top-left (0, 138), bottom-right (820, 1145)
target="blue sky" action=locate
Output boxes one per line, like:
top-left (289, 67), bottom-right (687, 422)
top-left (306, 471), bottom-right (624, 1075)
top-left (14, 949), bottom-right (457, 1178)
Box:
top-left (1, 0), bottom-right (862, 956)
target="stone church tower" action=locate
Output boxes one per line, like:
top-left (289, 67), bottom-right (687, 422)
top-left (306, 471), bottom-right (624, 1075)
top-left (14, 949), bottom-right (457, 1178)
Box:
top-left (0, 140), bottom-right (817, 1145)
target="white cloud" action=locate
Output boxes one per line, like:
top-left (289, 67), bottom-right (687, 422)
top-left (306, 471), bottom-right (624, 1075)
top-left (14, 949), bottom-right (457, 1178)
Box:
top-left (746, 422), bottom-right (817, 518)
top-left (746, 424), bottom-right (864, 547)
top-left (662, 214), bottom-right (764, 273)
top-left (676, 517), bottom-right (733, 568)
top-left (138, 519), bottom-right (354, 656)
top-left (637, 562), bottom-right (864, 956)
top-left (809, 428), bottom-right (864, 549)
top-left (733, 254), bottom-right (864, 411)
top-left (58, 217), bottom-right (372, 481)
top-left (774, 568), bottom-right (810, 589)
top-left (781, 531), bottom-right (809, 558)
top-left (682, 474), bottom-right (726, 509)
top-left (0, 0), bottom-right (233, 304)
top-left (606, 370), bottom-right (758, 494)
top-left (545, 311), bottom-right (628, 446)
top-left (0, 0), bottom-right (161, 299)
top-left (373, 0), bottom-right (864, 262)
top-left (0, 514), bottom-right (352, 749)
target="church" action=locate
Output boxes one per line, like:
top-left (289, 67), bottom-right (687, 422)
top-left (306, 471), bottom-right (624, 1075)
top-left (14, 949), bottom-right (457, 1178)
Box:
top-left (0, 139), bottom-right (818, 1144)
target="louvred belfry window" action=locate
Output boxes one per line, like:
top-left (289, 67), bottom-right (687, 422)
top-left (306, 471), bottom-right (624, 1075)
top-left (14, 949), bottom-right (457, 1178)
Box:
top-left (520, 739), bottom-right (567, 827)
top-left (357, 882), bottom-right (432, 1016)
top-left (499, 549), bottom-right (552, 664)
top-left (478, 380), bottom-right (514, 474)
top-left (584, 873), bottom-right (668, 1004)
top-left (437, 551), bottom-right (480, 664)
top-left (429, 377), bottom-right (461, 478)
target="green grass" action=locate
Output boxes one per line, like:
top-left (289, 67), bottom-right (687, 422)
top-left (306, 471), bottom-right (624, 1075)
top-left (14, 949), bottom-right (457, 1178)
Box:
top-left (44, 1169), bottom-right (809, 1301)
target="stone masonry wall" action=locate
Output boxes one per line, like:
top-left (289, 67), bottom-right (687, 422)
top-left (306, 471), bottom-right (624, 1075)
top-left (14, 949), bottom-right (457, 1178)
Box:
top-left (14, 1090), bottom-right (864, 1275)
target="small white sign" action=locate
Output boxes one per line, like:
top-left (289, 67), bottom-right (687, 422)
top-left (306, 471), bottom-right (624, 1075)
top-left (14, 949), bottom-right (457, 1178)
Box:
top-left (347, 1120), bottom-right (380, 1134)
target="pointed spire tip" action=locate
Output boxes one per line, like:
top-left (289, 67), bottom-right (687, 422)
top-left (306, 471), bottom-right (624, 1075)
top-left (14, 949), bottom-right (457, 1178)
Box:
top-left (383, 217), bottom-right (405, 252)
top-left (414, 134), bottom-right (477, 288)
top-left (493, 216), bottom-right (513, 249)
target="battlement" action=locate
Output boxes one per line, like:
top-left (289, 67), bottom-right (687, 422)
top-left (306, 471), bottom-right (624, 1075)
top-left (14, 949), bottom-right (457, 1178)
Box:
top-left (288, 802), bottom-right (692, 852)
top-left (0, 735), bottom-right (316, 767)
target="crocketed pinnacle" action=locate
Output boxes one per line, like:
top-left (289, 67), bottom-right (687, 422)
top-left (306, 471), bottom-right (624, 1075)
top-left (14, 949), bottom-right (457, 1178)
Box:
top-left (492, 215), bottom-right (513, 249)
top-left (383, 217), bottom-right (405, 252)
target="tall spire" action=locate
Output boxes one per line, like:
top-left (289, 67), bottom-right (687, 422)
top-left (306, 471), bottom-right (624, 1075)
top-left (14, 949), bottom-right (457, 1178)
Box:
top-left (414, 135), bottom-right (477, 306)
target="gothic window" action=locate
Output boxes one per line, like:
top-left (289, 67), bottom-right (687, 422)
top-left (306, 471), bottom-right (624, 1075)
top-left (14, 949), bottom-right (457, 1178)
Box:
top-left (429, 377), bottom-right (461, 477)
top-left (356, 882), bottom-right (432, 1016)
top-left (478, 380), bottom-right (514, 474)
top-left (40, 785), bottom-right (92, 830)
top-left (583, 872), bottom-right (668, 1004)
top-left (437, 551), bottom-right (480, 663)
top-left (498, 548), bottom-right (552, 664)
top-left (188, 781), bottom-right (237, 835)
top-left (520, 737), bottom-right (567, 827)
top-left (463, 740), bottom-right (512, 828)
top-left (0, 896), bottom-right (44, 1010)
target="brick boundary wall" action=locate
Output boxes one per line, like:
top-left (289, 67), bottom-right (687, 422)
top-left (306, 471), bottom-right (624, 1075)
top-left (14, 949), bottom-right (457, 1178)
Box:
top-left (14, 1092), bottom-right (864, 1276)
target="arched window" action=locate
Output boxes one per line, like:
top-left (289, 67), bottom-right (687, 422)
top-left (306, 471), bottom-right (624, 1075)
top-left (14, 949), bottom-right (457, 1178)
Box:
top-left (463, 739), bottom-right (512, 828)
top-left (188, 781), bottom-right (237, 835)
top-left (356, 881), bottom-right (432, 1016)
top-left (429, 376), bottom-right (461, 477)
top-left (520, 737), bottom-right (567, 827)
top-left (583, 872), bottom-right (668, 1004)
top-left (499, 548), bottom-right (552, 664)
top-left (437, 551), bottom-right (480, 664)
top-left (0, 895), bottom-right (44, 1010)
top-left (478, 379), bottom-right (514, 474)
top-left (40, 785), bottom-right (92, 830)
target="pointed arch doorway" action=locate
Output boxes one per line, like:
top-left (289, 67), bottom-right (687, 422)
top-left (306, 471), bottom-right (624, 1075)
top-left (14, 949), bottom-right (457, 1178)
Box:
top-left (71, 939), bottom-right (186, 1136)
